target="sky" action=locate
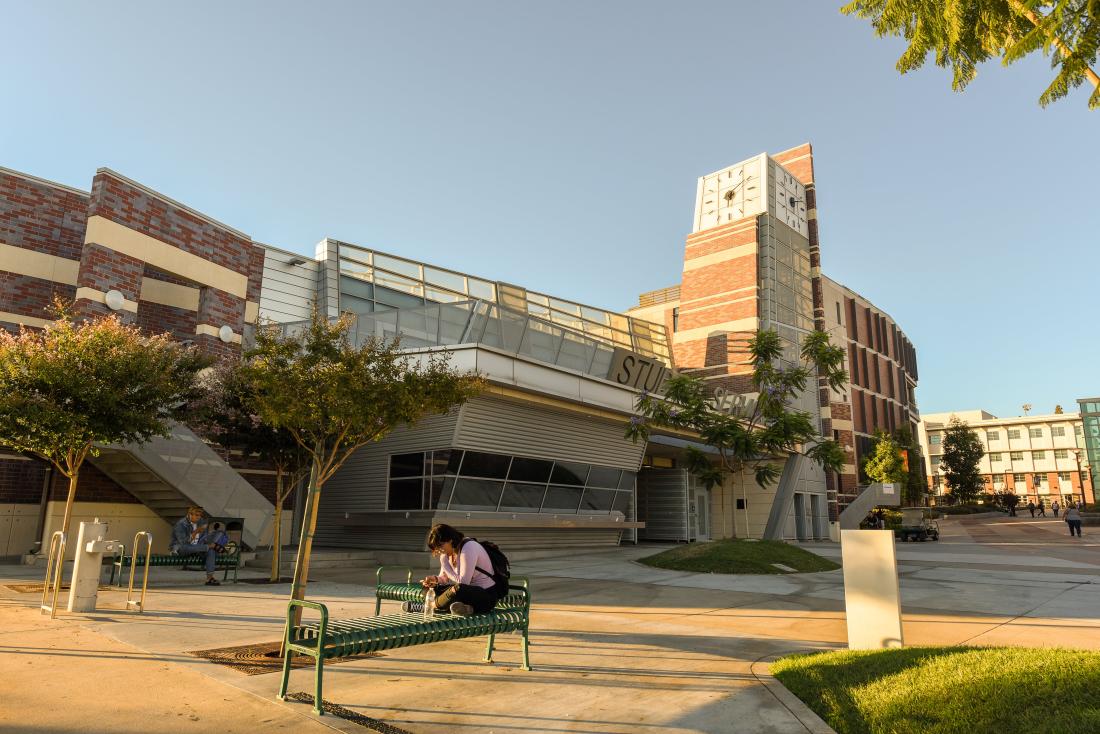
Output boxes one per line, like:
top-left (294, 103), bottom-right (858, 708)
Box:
top-left (2, 1), bottom-right (1098, 420)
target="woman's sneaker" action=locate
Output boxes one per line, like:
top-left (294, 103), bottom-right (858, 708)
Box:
top-left (449, 602), bottom-right (475, 617)
top-left (401, 601), bottom-right (424, 613)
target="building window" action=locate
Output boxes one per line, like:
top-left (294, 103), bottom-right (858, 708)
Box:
top-left (1008, 429), bottom-right (1021, 439)
top-left (1029, 427), bottom-right (1043, 438)
top-left (1055, 449), bottom-right (1069, 459)
top-left (986, 431), bottom-right (1000, 441)
top-left (1052, 426), bottom-right (1066, 437)
top-left (1013, 473), bottom-right (1026, 483)
top-left (835, 301), bottom-right (842, 323)
top-left (1058, 472), bottom-right (1072, 481)
top-left (1033, 450), bottom-right (1046, 460)
top-left (989, 453), bottom-right (1002, 462)
top-left (389, 449), bottom-right (633, 514)
top-left (1010, 451), bottom-right (1024, 461)
top-left (672, 307), bottom-right (679, 332)
top-left (1076, 425), bottom-right (1084, 436)
top-left (930, 434), bottom-right (942, 445)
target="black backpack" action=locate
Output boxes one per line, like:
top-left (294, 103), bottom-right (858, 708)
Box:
top-left (463, 537), bottom-right (511, 594)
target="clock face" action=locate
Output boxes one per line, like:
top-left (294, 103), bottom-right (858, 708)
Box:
top-left (694, 155), bottom-right (765, 232)
top-left (769, 160), bottom-right (808, 236)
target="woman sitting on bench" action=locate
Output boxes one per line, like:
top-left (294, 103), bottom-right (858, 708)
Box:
top-left (402, 523), bottom-right (500, 617)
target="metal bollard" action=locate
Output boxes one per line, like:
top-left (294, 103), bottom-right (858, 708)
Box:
top-left (40, 531), bottom-right (66, 619)
top-left (126, 531), bottom-right (153, 613)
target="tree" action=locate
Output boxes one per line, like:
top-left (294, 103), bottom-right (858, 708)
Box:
top-left (841, 0), bottom-right (1100, 108)
top-left (195, 359), bottom-right (310, 582)
top-left (0, 302), bottom-right (208, 541)
top-left (994, 489), bottom-right (1021, 514)
top-left (241, 311), bottom-right (483, 626)
top-left (893, 425), bottom-right (927, 506)
top-left (940, 417), bottom-right (986, 503)
top-left (864, 430), bottom-right (908, 485)
top-left (627, 329), bottom-right (848, 490)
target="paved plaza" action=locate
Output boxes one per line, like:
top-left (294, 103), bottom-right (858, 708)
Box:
top-left (2, 514), bottom-right (1098, 734)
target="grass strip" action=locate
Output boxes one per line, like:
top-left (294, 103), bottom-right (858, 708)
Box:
top-left (637, 538), bottom-right (839, 574)
top-left (772, 646), bottom-right (1100, 734)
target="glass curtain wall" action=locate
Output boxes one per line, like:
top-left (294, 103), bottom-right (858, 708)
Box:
top-left (332, 241), bottom-right (670, 362)
top-left (387, 449), bottom-right (635, 516)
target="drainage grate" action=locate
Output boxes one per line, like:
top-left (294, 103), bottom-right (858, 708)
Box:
top-left (5, 583), bottom-right (112, 593)
top-left (285, 693), bottom-right (413, 733)
top-left (191, 641), bottom-right (382, 676)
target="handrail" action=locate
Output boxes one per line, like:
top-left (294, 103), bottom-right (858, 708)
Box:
top-left (126, 531), bottom-right (153, 612)
top-left (40, 531), bottom-right (66, 618)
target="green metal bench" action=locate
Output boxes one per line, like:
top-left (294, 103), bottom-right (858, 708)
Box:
top-left (372, 565), bottom-right (529, 616)
top-left (109, 544), bottom-right (242, 585)
top-left (278, 582), bottom-right (532, 715)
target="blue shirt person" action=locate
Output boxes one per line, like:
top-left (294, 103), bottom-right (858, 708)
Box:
top-left (169, 507), bottom-right (222, 585)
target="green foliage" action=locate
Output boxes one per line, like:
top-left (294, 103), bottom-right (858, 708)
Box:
top-left (773, 646), bottom-right (1100, 733)
top-left (0, 303), bottom-right (209, 535)
top-left (626, 329), bottom-right (847, 490)
top-left (242, 313), bottom-right (484, 482)
top-left (994, 489), bottom-right (1021, 510)
top-left (638, 538), bottom-right (840, 575)
top-left (841, 0), bottom-right (1100, 108)
top-left (196, 358), bottom-right (311, 477)
top-left (940, 417), bottom-right (986, 503)
top-left (864, 430), bottom-right (907, 484)
top-left (894, 425), bottom-right (927, 506)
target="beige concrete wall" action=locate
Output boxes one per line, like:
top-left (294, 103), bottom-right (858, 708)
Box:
top-left (39, 502), bottom-right (172, 560)
top-left (0, 504), bottom-right (41, 557)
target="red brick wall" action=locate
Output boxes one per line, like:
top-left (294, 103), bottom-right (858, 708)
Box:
top-left (0, 171), bottom-right (88, 260)
top-left (0, 457), bottom-right (138, 504)
top-left (0, 273), bottom-right (75, 328)
top-left (135, 300), bottom-right (197, 343)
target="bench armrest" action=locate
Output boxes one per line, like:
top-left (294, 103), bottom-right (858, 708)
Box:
top-left (286, 599), bottom-right (329, 644)
top-left (376, 565), bottom-right (415, 587)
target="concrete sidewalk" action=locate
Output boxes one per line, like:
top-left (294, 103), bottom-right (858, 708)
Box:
top-left (3, 515), bottom-right (1099, 733)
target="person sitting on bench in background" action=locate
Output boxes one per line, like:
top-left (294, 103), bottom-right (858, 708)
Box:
top-left (403, 523), bottom-right (501, 617)
top-left (169, 506), bottom-right (221, 586)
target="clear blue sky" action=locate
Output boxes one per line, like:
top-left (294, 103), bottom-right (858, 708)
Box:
top-left (2, 1), bottom-right (1097, 419)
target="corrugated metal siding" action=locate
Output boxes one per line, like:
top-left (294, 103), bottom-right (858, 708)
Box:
top-left (258, 246), bottom-right (320, 323)
top-left (314, 410), bottom-right (460, 547)
top-left (638, 468), bottom-right (689, 542)
top-left (454, 396), bottom-right (645, 470)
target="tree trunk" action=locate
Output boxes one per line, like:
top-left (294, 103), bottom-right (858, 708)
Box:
top-left (59, 471), bottom-right (79, 540)
top-left (284, 459), bottom-right (322, 641)
top-left (270, 467), bottom-right (283, 582)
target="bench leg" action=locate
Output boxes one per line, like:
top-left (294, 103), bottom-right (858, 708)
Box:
top-left (484, 631), bottom-right (495, 663)
top-left (374, 597), bottom-right (381, 616)
top-left (521, 627), bottom-right (531, 671)
top-left (277, 647), bottom-right (293, 701)
top-left (313, 653), bottom-right (325, 715)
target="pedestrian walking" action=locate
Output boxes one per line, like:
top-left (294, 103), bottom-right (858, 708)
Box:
top-left (1027, 500), bottom-right (1036, 518)
top-left (1037, 501), bottom-right (1046, 517)
top-left (1052, 500), bottom-right (1060, 518)
top-left (1065, 505), bottom-right (1084, 537)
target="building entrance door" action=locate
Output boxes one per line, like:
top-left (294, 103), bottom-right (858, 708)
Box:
top-left (793, 492), bottom-right (808, 541)
top-left (691, 487), bottom-right (710, 541)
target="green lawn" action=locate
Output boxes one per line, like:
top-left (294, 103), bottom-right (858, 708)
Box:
top-left (637, 538), bottom-right (839, 574)
top-left (772, 647), bottom-right (1100, 734)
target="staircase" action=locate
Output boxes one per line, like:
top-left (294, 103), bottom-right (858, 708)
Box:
top-left (89, 422), bottom-right (274, 549)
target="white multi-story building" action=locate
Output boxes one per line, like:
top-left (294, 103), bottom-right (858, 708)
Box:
top-left (919, 409), bottom-right (1093, 505)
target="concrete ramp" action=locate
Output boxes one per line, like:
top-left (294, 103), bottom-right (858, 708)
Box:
top-left (90, 422), bottom-right (274, 549)
top-left (838, 482), bottom-right (903, 530)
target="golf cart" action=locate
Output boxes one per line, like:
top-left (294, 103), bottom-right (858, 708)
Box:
top-left (895, 507), bottom-right (939, 542)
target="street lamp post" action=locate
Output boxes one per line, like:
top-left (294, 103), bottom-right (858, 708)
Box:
top-left (1071, 449), bottom-right (1088, 508)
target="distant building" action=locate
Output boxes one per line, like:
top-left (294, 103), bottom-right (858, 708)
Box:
top-left (918, 410), bottom-right (1093, 505)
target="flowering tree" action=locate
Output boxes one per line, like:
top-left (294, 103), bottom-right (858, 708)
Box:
top-left (0, 301), bottom-right (208, 540)
top-left (240, 310), bottom-right (484, 624)
top-left (627, 329), bottom-right (848, 489)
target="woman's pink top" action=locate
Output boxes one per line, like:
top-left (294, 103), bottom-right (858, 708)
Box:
top-left (438, 539), bottom-right (496, 590)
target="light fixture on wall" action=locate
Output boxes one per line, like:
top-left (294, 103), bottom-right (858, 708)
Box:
top-left (104, 289), bottom-right (125, 311)
top-left (286, 257), bottom-right (307, 266)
